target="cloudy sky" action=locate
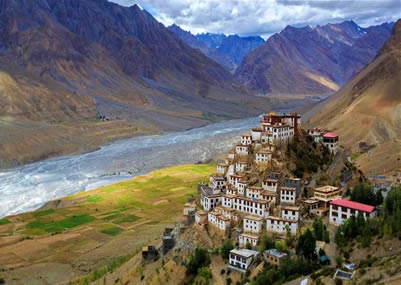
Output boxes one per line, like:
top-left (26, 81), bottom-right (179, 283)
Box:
top-left (110, 0), bottom-right (399, 38)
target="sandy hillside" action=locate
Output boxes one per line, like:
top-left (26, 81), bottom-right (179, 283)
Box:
top-left (306, 19), bottom-right (401, 174)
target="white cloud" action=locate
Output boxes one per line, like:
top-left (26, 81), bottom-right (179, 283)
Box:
top-left (110, 0), bottom-right (400, 37)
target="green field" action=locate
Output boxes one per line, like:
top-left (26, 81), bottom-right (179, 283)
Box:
top-left (2, 164), bottom-right (215, 237)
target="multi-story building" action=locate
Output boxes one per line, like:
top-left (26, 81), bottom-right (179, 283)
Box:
top-left (322, 132), bottom-right (339, 153)
top-left (210, 175), bottom-right (226, 190)
top-left (208, 210), bottom-right (230, 232)
top-left (262, 178), bottom-right (279, 192)
top-left (243, 215), bottom-right (264, 233)
top-left (281, 206), bottom-right (300, 221)
top-left (284, 177), bottom-right (302, 195)
top-left (239, 233), bottom-right (259, 248)
top-left (314, 185), bottom-right (341, 208)
top-left (214, 206), bottom-right (239, 223)
top-left (236, 144), bottom-right (249, 156)
top-left (195, 209), bottom-right (207, 225)
top-left (266, 216), bottom-right (298, 235)
top-left (251, 128), bottom-right (263, 142)
top-left (229, 249), bottom-right (259, 271)
top-left (260, 191), bottom-right (277, 204)
top-left (307, 128), bottom-right (323, 143)
top-left (235, 161), bottom-right (249, 173)
top-left (255, 151), bottom-right (272, 164)
top-left (329, 199), bottom-right (376, 225)
top-left (280, 187), bottom-right (296, 205)
top-left (246, 186), bottom-right (264, 200)
top-left (264, 249), bottom-right (288, 266)
top-left (241, 134), bottom-right (253, 145)
top-left (232, 196), bottom-right (269, 217)
top-left (217, 163), bottom-right (228, 175)
top-left (200, 186), bottom-right (222, 212)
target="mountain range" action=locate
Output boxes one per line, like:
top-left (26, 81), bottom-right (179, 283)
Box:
top-left (169, 25), bottom-right (265, 71)
top-left (235, 20), bottom-right (394, 95)
top-left (307, 19), bottom-right (401, 174)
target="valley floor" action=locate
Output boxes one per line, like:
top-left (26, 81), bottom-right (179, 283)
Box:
top-left (0, 164), bottom-right (215, 284)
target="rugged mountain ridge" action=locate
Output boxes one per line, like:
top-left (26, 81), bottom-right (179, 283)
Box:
top-left (307, 19), bottom-right (401, 174)
top-left (235, 20), bottom-right (394, 95)
top-left (169, 26), bottom-right (264, 71)
top-left (0, 0), bottom-right (271, 128)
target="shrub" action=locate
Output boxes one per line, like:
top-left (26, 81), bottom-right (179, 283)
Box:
top-left (226, 277), bottom-right (232, 285)
top-left (186, 248), bottom-right (210, 275)
top-left (221, 240), bottom-right (234, 260)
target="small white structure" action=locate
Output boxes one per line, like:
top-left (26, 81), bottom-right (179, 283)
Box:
top-left (266, 216), bottom-right (298, 235)
top-left (235, 161), bottom-right (248, 173)
top-left (227, 151), bottom-right (236, 160)
top-left (322, 132), bottom-right (339, 153)
top-left (208, 210), bottom-right (230, 232)
top-left (251, 128), bottom-right (262, 142)
top-left (200, 186), bottom-right (222, 212)
top-left (280, 187), bottom-right (296, 205)
top-left (243, 215), bottom-right (264, 233)
top-left (329, 199), bottom-right (376, 225)
top-left (281, 206), bottom-right (300, 221)
top-left (307, 128), bottom-right (323, 143)
top-left (210, 175), bottom-right (226, 190)
top-left (241, 134), bottom-right (253, 145)
top-left (195, 209), bottom-right (207, 225)
top-left (229, 249), bottom-right (259, 271)
top-left (246, 186), bottom-right (263, 200)
top-left (255, 151), bottom-right (272, 164)
top-left (237, 181), bottom-right (248, 196)
top-left (236, 144), bottom-right (249, 156)
top-left (214, 206), bottom-right (239, 223)
top-left (222, 194), bottom-right (234, 208)
top-left (262, 178), bottom-right (279, 192)
top-left (261, 191), bottom-right (277, 204)
top-left (217, 163), bottom-right (228, 175)
top-left (239, 233), bottom-right (259, 248)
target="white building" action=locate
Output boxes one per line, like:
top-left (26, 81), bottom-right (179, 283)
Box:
top-left (229, 249), bottom-right (259, 271)
top-left (262, 178), bottom-right (279, 192)
top-left (246, 186), bottom-right (263, 200)
top-left (280, 187), bottom-right (296, 205)
top-left (217, 163), bottom-right (228, 175)
top-left (237, 181), bottom-right (248, 196)
top-left (210, 175), bottom-right (226, 190)
top-left (322, 132), bottom-right (339, 154)
top-left (243, 215), bottom-right (264, 233)
top-left (241, 134), bottom-right (253, 145)
top-left (208, 211), bottom-right (230, 232)
top-left (236, 144), bottom-right (249, 156)
top-left (239, 233), bottom-right (259, 248)
top-left (281, 206), bottom-right (300, 221)
top-left (261, 191), bottom-right (277, 204)
top-left (307, 128), bottom-right (323, 143)
top-left (233, 196), bottom-right (269, 217)
top-left (266, 216), bottom-right (298, 235)
top-left (214, 206), bottom-right (239, 223)
top-left (255, 151), bottom-right (272, 164)
top-left (200, 186), bottom-right (222, 212)
top-left (329, 199), bottom-right (376, 225)
top-left (251, 128), bottom-right (262, 142)
top-left (222, 194), bottom-right (234, 208)
top-left (235, 161), bottom-right (248, 173)
top-left (227, 151), bottom-right (236, 160)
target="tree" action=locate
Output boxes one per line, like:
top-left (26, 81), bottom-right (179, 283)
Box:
top-left (313, 219), bottom-right (324, 241)
top-left (350, 184), bottom-right (376, 206)
top-left (221, 240), bottom-right (234, 260)
top-left (259, 234), bottom-right (274, 253)
top-left (275, 240), bottom-right (288, 253)
top-left (186, 248), bottom-right (210, 275)
top-left (296, 229), bottom-right (317, 261)
top-left (375, 190), bottom-right (384, 206)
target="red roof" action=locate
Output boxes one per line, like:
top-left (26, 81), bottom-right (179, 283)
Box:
top-left (330, 199), bottom-right (375, 213)
top-left (323, 132), bottom-right (339, 138)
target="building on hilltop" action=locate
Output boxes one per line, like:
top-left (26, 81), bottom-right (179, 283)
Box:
top-left (322, 132), bottom-right (339, 153)
top-left (243, 215), bottom-right (264, 233)
top-left (280, 186), bottom-right (297, 205)
top-left (266, 215), bottom-right (298, 235)
top-left (239, 233), bottom-right (259, 248)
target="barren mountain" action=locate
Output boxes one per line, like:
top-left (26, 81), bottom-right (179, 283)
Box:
top-left (307, 19), bottom-right (401, 174)
top-left (235, 21), bottom-right (394, 95)
top-left (0, 0), bottom-right (272, 167)
top-left (217, 35), bottom-right (264, 65)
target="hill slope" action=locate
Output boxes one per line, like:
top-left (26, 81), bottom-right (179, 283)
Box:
top-left (235, 21), bottom-right (394, 95)
top-left (307, 19), bottom-right (401, 174)
top-left (0, 0), bottom-right (272, 167)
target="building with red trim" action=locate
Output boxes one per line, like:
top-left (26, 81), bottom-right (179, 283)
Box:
top-left (323, 132), bottom-right (339, 153)
top-left (329, 199), bottom-right (376, 225)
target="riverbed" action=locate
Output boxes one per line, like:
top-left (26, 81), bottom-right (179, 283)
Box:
top-left (0, 116), bottom-right (263, 218)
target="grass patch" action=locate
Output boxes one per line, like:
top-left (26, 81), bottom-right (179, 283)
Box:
top-left (0, 219), bottom-right (10, 225)
top-left (115, 214), bottom-right (140, 224)
top-left (350, 152), bottom-right (361, 161)
top-left (87, 196), bottom-right (103, 203)
top-left (100, 226), bottom-right (123, 236)
top-left (27, 214), bottom-right (96, 233)
top-left (33, 209), bottom-right (55, 218)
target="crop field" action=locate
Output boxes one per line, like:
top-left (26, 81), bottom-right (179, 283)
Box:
top-left (0, 163), bottom-right (215, 284)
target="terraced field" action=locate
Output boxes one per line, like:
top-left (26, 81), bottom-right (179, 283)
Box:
top-left (0, 164), bottom-right (214, 285)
